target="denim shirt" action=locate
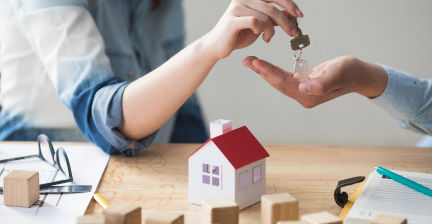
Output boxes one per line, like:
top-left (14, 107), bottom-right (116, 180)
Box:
top-left (0, 0), bottom-right (208, 155)
top-left (370, 65), bottom-right (432, 145)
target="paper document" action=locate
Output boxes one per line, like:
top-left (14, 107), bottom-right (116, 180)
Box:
top-left (0, 143), bottom-right (110, 224)
top-left (345, 170), bottom-right (432, 224)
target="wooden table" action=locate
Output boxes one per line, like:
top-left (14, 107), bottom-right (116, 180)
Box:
top-left (84, 144), bottom-right (432, 223)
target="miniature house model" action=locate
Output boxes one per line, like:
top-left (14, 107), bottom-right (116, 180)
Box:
top-left (187, 119), bottom-right (270, 210)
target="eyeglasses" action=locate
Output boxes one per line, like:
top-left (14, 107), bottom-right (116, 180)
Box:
top-left (0, 134), bottom-right (73, 188)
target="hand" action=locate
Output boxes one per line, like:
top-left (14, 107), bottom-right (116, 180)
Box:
top-left (242, 55), bottom-right (388, 108)
top-left (206, 0), bottom-right (303, 60)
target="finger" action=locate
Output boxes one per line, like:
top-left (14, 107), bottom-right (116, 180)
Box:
top-left (252, 59), bottom-right (299, 94)
top-left (263, 0), bottom-right (303, 18)
top-left (231, 4), bottom-right (275, 42)
top-left (244, 0), bottom-right (296, 37)
top-left (233, 16), bottom-right (264, 35)
top-left (293, 73), bottom-right (303, 81)
top-left (253, 58), bottom-right (294, 77)
top-left (298, 70), bottom-right (343, 96)
top-left (242, 56), bottom-right (262, 74)
top-left (309, 60), bottom-right (330, 78)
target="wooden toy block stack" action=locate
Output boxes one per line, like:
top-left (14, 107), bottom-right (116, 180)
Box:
top-left (3, 170), bottom-right (39, 208)
top-left (202, 198), bottom-right (239, 224)
top-left (102, 204), bottom-right (141, 224)
top-left (301, 211), bottom-right (342, 224)
top-left (261, 193), bottom-right (299, 224)
top-left (144, 211), bottom-right (184, 224)
top-left (370, 215), bottom-right (407, 224)
top-left (76, 215), bottom-right (107, 224)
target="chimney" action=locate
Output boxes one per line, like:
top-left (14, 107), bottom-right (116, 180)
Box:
top-left (210, 119), bottom-right (232, 138)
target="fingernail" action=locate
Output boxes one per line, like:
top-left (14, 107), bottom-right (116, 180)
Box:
top-left (296, 8), bottom-right (303, 17)
top-left (292, 29), bottom-right (299, 37)
top-left (299, 82), bottom-right (311, 94)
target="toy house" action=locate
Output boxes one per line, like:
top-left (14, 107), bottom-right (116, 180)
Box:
top-left (187, 119), bottom-right (270, 210)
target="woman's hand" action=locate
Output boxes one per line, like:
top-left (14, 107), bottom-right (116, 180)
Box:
top-left (206, 0), bottom-right (303, 60)
top-left (242, 55), bottom-right (388, 108)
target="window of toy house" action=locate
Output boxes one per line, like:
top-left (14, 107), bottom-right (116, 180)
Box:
top-left (239, 172), bottom-right (248, 188)
top-left (202, 163), bottom-right (221, 188)
top-left (253, 165), bottom-right (262, 183)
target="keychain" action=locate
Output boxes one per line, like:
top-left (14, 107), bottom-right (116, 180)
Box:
top-left (290, 16), bottom-right (313, 79)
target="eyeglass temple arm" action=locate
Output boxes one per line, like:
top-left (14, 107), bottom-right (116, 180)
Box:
top-left (0, 154), bottom-right (39, 163)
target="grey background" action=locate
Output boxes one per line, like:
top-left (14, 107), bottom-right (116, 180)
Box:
top-left (183, 0), bottom-right (432, 146)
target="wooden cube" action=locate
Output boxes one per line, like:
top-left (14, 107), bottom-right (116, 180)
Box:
top-left (261, 193), bottom-right (298, 224)
top-left (76, 215), bottom-right (107, 224)
top-left (144, 211), bottom-right (184, 224)
top-left (103, 204), bottom-right (141, 224)
top-left (4, 170), bottom-right (39, 207)
top-left (202, 198), bottom-right (239, 224)
top-left (301, 211), bottom-right (342, 224)
top-left (371, 215), bottom-right (407, 224)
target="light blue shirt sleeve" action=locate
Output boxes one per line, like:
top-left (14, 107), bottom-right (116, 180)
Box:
top-left (369, 64), bottom-right (432, 135)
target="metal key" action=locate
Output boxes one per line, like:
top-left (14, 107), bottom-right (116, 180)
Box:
top-left (290, 16), bottom-right (310, 51)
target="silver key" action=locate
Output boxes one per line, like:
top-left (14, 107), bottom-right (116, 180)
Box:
top-left (293, 59), bottom-right (313, 79)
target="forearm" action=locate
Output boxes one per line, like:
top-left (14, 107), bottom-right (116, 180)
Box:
top-left (121, 34), bottom-right (218, 140)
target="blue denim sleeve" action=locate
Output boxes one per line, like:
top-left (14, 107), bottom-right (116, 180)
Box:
top-left (91, 82), bottom-right (158, 156)
top-left (369, 65), bottom-right (432, 135)
top-left (12, 1), bottom-right (159, 155)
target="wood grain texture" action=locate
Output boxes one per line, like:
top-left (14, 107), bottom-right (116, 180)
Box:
top-left (4, 170), bottom-right (39, 207)
top-left (144, 211), bottom-right (184, 224)
top-left (69, 143), bottom-right (432, 224)
top-left (76, 215), bottom-right (106, 224)
top-left (301, 211), bottom-right (342, 224)
top-left (262, 193), bottom-right (298, 224)
top-left (103, 204), bottom-right (141, 224)
top-left (371, 215), bottom-right (407, 224)
top-left (202, 198), bottom-right (239, 224)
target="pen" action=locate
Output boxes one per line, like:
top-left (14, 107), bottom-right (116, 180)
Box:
top-left (375, 166), bottom-right (432, 197)
top-left (93, 193), bottom-right (110, 209)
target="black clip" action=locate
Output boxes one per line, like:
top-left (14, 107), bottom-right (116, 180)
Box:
top-left (334, 176), bottom-right (365, 208)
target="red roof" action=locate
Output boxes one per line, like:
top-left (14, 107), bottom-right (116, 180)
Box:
top-left (186, 126), bottom-right (270, 169)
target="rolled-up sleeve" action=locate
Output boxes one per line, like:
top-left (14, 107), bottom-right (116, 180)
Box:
top-left (13, 0), bottom-right (157, 155)
top-left (369, 64), bottom-right (432, 135)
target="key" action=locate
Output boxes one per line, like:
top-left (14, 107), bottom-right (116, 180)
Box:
top-left (290, 16), bottom-right (310, 51)
top-left (293, 59), bottom-right (313, 79)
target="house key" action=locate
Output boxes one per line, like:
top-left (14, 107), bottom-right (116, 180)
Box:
top-left (290, 16), bottom-right (313, 79)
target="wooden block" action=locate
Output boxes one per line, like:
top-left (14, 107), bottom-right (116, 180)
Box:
top-left (202, 198), bottom-right (239, 224)
top-left (4, 170), bottom-right (39, 207)
top-left (76, 215), bottom-right (107, 224)
top-left (144, 211), bottom-right (184, 224)
top-left (103, 204), bottom-right (141, 224)
top-left (277, 222), bottom-right (309, 224)
top-left (301, 211), bottom-right (342, 224)
top-left (371, 215), bottom-right (407, 224)
top-left (261, 193), bottom-right (298, 224)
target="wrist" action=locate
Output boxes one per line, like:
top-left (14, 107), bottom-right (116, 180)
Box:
top-left (354, 59), bottom-right (388, 98)
top-left (195, 32), bottom-right (221, 64)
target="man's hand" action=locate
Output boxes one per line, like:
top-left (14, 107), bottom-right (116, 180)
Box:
top-left (242, 55), bottom-right (388, 108)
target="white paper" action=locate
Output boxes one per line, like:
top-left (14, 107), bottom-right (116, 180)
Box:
top-left (345, 170), bottom-right (432, 224)
top-left (0, 143), bottom-right (110, 224)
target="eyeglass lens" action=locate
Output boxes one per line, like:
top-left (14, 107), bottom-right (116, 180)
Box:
top-left (38, 135), bottom-right (55, 165)
top-left (57, 148), bottom-right (71, 178)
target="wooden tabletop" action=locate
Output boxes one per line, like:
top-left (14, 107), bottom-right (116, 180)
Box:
top-left (84, 144), bottom-right (432, 223)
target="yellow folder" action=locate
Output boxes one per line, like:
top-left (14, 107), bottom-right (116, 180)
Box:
top-left (338, 180), bottom-right (366, 221)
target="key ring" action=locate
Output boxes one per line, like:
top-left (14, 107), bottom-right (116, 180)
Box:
top-left (293, 49), bottom-right (302, 61)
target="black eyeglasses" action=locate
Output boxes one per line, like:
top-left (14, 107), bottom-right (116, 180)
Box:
top-left (0, 134), bottom-right (73, 188)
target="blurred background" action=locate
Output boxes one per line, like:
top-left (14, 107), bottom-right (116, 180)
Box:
top-left (184, 0), bottom-right (432, 146)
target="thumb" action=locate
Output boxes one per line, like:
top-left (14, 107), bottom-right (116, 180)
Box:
top-left (298, 73), bottom-right (342, 95)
